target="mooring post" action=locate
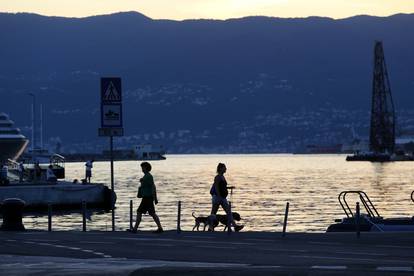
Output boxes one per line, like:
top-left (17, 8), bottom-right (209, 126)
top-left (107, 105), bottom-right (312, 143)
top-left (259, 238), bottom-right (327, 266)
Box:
top-left (82, 201), bottom-right (87, 232)
top-left (282, 202), bottom-right (289, 237)
top-left (356, 202), bottom-right (360, 238)
top-left (227, 201), bottom-right (232, 235)
top-left (129, 200), bottom-right (133, 231)
top-left (177, 201), bottom-right (181, 233)
top-left (48, 203), bottom-right (52, 232)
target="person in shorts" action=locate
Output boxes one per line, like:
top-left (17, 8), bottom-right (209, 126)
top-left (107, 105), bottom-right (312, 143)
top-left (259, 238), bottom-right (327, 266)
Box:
top-left (85, 160), bottom-right (94, 183)
top-left (209, 163), bottom-right (243, 232)
top-left (131, 162), bottom-right (163, 233)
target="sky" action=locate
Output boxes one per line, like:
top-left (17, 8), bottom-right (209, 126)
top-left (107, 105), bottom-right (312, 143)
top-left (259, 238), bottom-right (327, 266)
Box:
top-left (1, 0), bottom-right (414, 20)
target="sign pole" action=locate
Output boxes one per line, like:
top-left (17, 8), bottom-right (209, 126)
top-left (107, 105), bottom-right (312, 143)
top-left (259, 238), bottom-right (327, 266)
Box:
top-left (99, 77), bottom-right (123, 232)
top-left (110, 135), bottom-right (115, 231)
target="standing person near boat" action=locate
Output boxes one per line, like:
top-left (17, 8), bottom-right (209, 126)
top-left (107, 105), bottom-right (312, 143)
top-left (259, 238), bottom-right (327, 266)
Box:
top-left (209, 163), bottom-right (243, 232)
top-left (131, 162), bottom-right (163, 233)
top-left (18, 161), bottom-right (25, 183)
top-left (85, 160), bottom-right (94, 183)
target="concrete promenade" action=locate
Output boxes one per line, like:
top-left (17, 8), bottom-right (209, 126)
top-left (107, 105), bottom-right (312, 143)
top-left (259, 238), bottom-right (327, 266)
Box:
top-left (1, 230), bottom-right (414, 275)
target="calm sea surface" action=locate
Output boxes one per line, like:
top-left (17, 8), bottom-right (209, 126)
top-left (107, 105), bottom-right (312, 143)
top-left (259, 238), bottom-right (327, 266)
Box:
top-left (24, 154), bottom-right (414, 232)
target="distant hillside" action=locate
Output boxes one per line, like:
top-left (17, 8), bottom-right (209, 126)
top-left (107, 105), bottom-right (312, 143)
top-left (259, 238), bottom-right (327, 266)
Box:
top-left (0, 12), bottom-right (413, 153)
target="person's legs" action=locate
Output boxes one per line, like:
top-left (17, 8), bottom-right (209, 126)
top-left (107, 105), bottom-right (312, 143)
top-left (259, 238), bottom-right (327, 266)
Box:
top-left (220, 199), bottom-right (236, 228)
top-left (208, 196), bottom-right (220, 231)
top-left (149, 210), bottom-right (163, 230)
top-left (86, 171), bottom-right (91, 183)
top-left (221, 199), bottom-right (244, 231)
top-left (133, 211), bottom-right (142, 231)
top-left (210, 203), bottom-right (219, 215)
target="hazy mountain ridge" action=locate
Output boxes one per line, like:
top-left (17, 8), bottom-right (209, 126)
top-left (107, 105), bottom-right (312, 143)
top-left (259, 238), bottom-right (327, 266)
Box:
top-left (0, 12), bottom-right (413, 153)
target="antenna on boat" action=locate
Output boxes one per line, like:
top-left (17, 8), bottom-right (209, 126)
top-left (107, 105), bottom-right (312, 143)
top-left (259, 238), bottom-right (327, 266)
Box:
top-left (40, 104), bottom-right (43, 150)
top-left (29, 93), bottom-right (36, 158)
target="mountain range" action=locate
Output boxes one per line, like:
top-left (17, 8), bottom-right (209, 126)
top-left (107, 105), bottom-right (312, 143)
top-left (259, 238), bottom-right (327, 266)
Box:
top-left (1, 11), bottom-right (413, 153)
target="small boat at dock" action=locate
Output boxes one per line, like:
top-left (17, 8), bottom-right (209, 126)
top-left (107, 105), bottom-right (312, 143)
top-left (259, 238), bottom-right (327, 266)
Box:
top-left (327, 191), bottom-right (414, 232)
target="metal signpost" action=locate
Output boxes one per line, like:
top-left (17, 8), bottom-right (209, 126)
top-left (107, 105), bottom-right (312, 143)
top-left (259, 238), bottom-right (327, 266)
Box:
top-left (99, 77), bottom-right (123, 231)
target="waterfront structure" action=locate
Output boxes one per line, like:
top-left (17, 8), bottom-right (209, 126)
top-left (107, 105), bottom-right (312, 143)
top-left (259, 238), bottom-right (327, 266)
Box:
top-left (346, 41), bottom-right (397, 161)
top-left (369, 41), bottom-right (395, 154)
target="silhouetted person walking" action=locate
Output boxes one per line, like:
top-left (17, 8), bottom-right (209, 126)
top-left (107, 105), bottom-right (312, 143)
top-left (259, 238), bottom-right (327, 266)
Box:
top-left (210, 163), bottom-right (243, 231)
top-left (131, 162), bottom-right (163, 233)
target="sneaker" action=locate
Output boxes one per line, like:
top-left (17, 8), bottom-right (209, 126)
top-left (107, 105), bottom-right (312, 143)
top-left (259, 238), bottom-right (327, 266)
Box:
top-left (152, 228), bottom-right (164, 234)
top-left (234, 225), bottom-right (244, 232)
top-left (127, 229), bottom-right (137, 233)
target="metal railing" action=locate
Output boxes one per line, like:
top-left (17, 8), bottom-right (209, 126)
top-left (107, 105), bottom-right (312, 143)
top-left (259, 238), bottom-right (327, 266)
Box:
top-left (338, 191), bottom-right (381, 218)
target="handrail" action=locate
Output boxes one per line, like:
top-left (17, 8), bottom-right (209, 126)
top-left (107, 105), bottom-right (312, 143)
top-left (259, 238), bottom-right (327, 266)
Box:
top-left (6, 159), bottom-right (19, 171)
top-left (50, 153), bottom-right (65, 168)
top-left (338, 191), bottom-right (381, 218)
top-left (51, 153), bottom-right (65, 161)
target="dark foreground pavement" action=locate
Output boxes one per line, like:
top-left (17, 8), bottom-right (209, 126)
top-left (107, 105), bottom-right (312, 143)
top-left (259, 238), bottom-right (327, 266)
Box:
top-left (0, 230), bottom-right (414, 275)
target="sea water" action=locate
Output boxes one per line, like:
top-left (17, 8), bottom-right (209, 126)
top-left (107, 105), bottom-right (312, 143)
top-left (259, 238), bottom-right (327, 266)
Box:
top-left (23, 154), bottom-right (414, 232)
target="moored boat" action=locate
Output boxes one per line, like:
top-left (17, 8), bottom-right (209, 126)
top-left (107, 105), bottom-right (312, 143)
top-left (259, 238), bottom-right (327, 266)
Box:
top-left (0, 113), bottom-right (29, 163)
top-left (0, 181), bottom-right (115, 211)
top-left (327, 191), bottom-right (414, 232)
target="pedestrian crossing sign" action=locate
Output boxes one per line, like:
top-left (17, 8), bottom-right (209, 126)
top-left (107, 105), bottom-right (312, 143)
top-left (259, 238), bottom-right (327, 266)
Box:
top-left (101, 78), bottom-right (122, 103)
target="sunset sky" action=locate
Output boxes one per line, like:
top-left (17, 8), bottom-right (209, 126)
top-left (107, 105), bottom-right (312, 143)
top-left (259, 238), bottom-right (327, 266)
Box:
top-left (1, 0), bottom-right (414, 20)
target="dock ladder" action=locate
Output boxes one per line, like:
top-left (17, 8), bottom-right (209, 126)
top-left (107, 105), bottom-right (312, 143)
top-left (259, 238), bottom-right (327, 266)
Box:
top-left (338, 191), bottom-right (381, 219)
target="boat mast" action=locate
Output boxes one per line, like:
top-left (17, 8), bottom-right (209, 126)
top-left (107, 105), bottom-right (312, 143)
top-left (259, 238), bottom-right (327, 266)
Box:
top-left (369, 41), bottom-right (395, 154)
top-left (29, 93), bottom-right (36, 154)
top-left (40, 104), bottom-right (43, 150)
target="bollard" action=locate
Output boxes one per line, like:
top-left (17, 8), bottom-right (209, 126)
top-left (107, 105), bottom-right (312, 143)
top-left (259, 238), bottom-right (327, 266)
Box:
top-left (82, 201), bottom-right (86, 232)
top-left (177, 201), bottom-right (181, 233)
top-left (227, 201), bottom-right (232, 235)
top-left (129, 200), bottom-right (133, 231)
top-left (48, 203), bottom-right (52, 232)
top-left (282, 202), bottom-right (289, 237)
top-left (0, 198), bottom-right (26, 231)
top-left (355, 202), bottom-right (360, 238)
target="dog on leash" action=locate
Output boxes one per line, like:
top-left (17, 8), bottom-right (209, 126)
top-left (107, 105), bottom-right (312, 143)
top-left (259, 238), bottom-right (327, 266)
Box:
top-left (192, 212), bottom-right (217, 231)
top-left (215, 212), bottom-right (242, 231)
top-left (192, 212), bottom-right (242, 231)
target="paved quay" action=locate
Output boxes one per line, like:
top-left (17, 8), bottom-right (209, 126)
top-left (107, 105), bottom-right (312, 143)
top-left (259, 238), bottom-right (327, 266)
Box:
top-left (1, 230), bottom-right (414, 275)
